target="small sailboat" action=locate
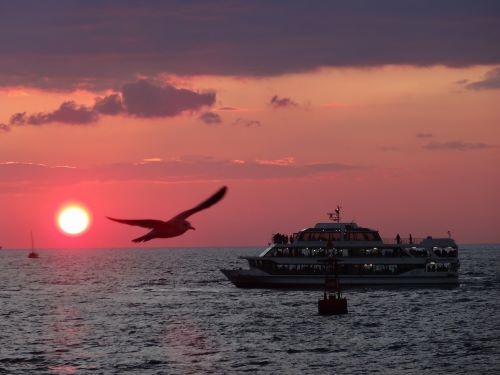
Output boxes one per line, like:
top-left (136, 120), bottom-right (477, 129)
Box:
top-left (28, 231), bottom-right (39, 259)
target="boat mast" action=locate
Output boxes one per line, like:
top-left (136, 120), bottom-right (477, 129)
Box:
top-left (327, 205), bottom-right (342, 223)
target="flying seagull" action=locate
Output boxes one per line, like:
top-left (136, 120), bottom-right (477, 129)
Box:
top-left (107, 186), bottom-right (227, 242)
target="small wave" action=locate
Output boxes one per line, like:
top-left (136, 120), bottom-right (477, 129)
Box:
top-left (0, 356), bottom-right (46, 364)
top-left (463, 271), bottom-right (487, 277)
top-left (242, 360), bottom-right (272, 367)
top-left (114, 359), bottom-right (168, 372)
top-left (455, 297), bottom-right (474, 303)
top-left (353, 321), bottom-right (381, 328)
top-left (135, 278), bottom-right (171, 287)
top-left (187, 350), bottom-right (220, 357)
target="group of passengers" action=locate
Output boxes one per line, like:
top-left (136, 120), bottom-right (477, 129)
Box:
top-left (272, 232), bottom-right (294, 244)
top-left (395, 233), bottom-right (414, 245)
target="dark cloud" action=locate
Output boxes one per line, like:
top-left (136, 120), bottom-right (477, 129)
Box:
top-left (11, 102), bottom-right (98, 126)
top-left (9, 112), bottom-right (26, 126)
top-left (4, 81), bottom-right (216, 127)
top-left (122, 80), bottom-right (216, 118)
top-left (93, 94), bottom-right (124, 115)
top-left (0, 1), bottom-right (499, 90)
top-left (270, 95), bottom-right (298, 109)
top-left (199, 112), bottom-right (222, 125)
top-left (465, 67), bottom-right (500, 90)
top-left (423, 141), bottom-right (495, 151)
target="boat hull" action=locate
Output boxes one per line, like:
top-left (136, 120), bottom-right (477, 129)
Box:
top-left (220, 269), bottom-right (459, 288)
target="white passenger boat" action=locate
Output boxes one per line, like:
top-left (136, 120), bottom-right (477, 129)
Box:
top-left (221, 208), bottom-right (459, 288)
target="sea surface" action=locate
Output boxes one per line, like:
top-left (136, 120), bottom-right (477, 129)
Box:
top-left (0, 245), bottom-right (499, 375)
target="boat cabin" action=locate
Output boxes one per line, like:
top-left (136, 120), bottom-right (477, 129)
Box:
top-left (295, 222), bottom-right (383, 243)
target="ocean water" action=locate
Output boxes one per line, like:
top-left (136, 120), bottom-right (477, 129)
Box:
top-left (0, 245), bottom-right (499, 375)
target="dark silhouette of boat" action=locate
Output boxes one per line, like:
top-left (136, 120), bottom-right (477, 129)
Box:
top-left (318, 258), bottom-right (347, 315)
top-left (27, 231), bottom-right (39, 259)
top-left (222, 206), bottom-right (459, 288)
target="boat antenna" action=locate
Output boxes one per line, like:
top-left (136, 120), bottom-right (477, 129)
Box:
top-left (327, 205), bottom-right (342, 223)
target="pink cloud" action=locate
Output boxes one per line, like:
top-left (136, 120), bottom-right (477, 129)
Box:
top-left (256, 157), bottom-right (295, 166)
top-left (232, 118), bottom-right (262, 127)
top-left (416, 132), bottom-right (433, 139)
top-left (423, 141), bottom-right (495, 151)
top-left (0, 157), bottom-right (362, 189)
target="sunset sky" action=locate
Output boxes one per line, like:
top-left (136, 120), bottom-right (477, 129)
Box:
top-left (1, 1), bottom-right (499, 248)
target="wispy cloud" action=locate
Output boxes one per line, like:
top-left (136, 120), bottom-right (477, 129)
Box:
top-left (232, 118), bottom-right (262, 128)
top-left (380, 145), bottom-right (399, 152)
top-left (416, 132), bottom-right (433, 139)
top-left (423, 141), bottom-right (495, 151)
top-left (256, 157), bottom-right (295, 166)
top-left (0, 157), bottom-right (363, 188)
top-left (465, 67), bottom-right (500, 90)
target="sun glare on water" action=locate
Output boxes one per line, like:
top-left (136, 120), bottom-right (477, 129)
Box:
top-left (57, 205), bottom-right (91, 236)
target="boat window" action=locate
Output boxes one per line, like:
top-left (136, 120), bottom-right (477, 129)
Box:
top-left (349, 231), bottom-right (380, 241)
top-left (353, 232), bottom-right (365, 241)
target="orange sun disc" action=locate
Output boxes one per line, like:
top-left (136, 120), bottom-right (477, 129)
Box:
top-left (57, 205), bottom-right (91, 235)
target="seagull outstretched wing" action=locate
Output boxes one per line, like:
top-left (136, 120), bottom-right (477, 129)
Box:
top-left (106, 218), bottom-right (165, 228)
top-left (171, 186), bottom-right (227, 222)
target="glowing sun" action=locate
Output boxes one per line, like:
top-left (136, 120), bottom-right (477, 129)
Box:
top-left (57, 205), bottom-right (91, 235)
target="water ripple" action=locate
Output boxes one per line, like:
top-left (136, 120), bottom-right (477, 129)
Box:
top-left (0, 246), bottom-right (499, 374)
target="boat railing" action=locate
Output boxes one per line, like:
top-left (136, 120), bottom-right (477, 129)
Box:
top-left (381, 237), bottom-right (424, 246)
top-left (272, 235), bottom-right (426, 246)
